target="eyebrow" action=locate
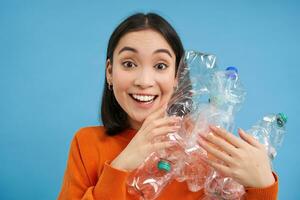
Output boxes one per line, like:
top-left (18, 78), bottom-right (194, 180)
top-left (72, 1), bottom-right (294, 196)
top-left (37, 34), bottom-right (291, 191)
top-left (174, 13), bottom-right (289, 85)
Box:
top-left (118, 46), bottom-right (137, 55)
top-left (153, 49), bottom-right (173, 58)
top-left (118, 46), bottom-right (173, 58)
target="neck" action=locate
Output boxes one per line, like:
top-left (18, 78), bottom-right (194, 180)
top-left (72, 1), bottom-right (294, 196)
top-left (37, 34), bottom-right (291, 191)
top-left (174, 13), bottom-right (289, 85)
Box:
top-left (128, 118), bottom-right (142, 130)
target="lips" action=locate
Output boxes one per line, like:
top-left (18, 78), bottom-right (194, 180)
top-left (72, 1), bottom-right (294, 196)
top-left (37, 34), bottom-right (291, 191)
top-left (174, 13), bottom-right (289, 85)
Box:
top-left (129, 94), bottom-right (158, 103)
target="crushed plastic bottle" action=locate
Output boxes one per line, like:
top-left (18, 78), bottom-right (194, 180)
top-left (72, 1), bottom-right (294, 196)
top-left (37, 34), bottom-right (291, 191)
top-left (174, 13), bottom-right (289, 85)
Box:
top-left (203, 112), bottom-right (288, 200)
top-left (126, 152), bottom-right (176, 200)
top-left (202, 66), bottom-right (247, 200)
top-left (177, 66), bottom-right (246, 194)
top-left (126, 50), bottom-right (218, 200)
top-left (246, 113), bottom-right (287, 160)
top-left (208, 66), bottom-right (246, 132)
top-left (168, 50), bottom-right (218, 116)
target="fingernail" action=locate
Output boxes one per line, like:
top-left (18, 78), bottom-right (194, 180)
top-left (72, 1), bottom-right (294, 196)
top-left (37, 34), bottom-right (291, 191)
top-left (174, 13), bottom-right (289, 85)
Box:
top-left (238, 128), bottom-right (245, 134)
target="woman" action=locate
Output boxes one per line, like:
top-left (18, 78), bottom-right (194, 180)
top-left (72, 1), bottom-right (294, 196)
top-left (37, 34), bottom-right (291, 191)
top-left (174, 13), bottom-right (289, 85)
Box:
top-left (58, 12), bottom-right (278, 200)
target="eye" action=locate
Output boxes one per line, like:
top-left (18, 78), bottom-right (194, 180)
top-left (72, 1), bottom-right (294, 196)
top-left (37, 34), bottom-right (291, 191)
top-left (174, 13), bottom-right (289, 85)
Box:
top-left (155, 63), bottom-right (168, 70)
top-left (122, 61), bottom-right (137, 68)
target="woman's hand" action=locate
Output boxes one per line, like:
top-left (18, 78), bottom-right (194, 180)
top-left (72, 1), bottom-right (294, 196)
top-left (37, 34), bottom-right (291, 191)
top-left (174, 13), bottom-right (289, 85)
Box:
top-left (111, 105), bottom-right (181, 172)
top-left (198, 125), bottom-right (275, 188)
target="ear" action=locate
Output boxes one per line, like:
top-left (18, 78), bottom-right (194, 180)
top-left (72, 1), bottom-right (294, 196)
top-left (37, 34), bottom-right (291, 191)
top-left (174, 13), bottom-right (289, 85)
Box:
top-left (106, 59), bottom-right (113, 85)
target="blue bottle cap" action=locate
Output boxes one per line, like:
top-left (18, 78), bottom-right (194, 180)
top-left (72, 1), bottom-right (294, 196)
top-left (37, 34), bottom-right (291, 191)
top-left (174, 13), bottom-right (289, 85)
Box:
top-left (225, 66), bottom-right (238, 79)
top-left (226, 66), bottom-right (238, 73)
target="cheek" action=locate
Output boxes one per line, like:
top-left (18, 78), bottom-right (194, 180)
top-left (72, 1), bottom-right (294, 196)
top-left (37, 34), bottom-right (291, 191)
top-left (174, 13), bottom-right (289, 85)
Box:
top-left (111, 70), bottom-right (133, 109)
top-left (158, 74), bottom-right (176, 97)
top-left (112, 70), bottom-right (132, 92)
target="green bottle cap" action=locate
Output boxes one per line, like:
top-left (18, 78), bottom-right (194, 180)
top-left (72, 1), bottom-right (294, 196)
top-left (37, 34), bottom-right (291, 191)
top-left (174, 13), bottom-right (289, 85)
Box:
top-left (277, 113), bottom-right (287, 127)
top-left (157, 160), bottom-right (171, 172)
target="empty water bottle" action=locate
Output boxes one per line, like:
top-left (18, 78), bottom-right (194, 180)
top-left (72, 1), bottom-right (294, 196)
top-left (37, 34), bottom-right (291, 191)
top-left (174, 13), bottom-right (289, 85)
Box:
top-left (178, 66), bottom-right (246, 195)
top-left (203, 66), bottom-right (247, 200)
top-left (246, 113), bottom-right (287, 160)
top-left (203, 112), bottom-right (288, 200)
top-left (126, 50), bottom-right (218, 200)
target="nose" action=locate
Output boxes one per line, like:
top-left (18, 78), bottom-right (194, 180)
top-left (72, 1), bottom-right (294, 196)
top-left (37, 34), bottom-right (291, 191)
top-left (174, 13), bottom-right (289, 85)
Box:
top-left (134, 66), bottom-right (155, 89)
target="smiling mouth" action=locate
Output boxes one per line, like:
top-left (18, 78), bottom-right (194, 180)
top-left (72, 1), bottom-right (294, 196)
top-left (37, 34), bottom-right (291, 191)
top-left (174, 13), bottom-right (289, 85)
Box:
top-left (129, 94), bottom-right (158, 104)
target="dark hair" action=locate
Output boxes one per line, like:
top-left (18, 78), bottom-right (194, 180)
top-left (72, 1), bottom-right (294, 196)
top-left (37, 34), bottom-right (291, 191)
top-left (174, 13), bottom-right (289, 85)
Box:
top-left (101, 12), bottom-right (184, 135)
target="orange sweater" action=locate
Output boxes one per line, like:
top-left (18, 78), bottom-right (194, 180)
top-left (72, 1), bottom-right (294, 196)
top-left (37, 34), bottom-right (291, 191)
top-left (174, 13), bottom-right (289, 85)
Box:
top-left (58, 126), bottom-right (278, 200)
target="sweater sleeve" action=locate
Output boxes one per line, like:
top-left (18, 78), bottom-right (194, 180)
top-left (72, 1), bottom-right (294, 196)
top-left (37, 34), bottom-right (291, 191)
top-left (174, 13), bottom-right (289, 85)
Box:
top-left (92, 161), bottom-right (131, 199)
top-left (57, 132), bottom-right (132, 200)
top-left (244, 172), bottom-right (278, 200)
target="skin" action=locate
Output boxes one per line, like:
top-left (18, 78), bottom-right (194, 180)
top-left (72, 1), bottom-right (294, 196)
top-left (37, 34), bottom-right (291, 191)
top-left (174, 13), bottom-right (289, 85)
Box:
top-left (107, 29), bottom-right (181, 171)
top-left (198, 126), bottom-right (275, 188)
top-left (106, 29), bottom-right (275, 188)
top-left (106, 29), bottom-right (178, 130)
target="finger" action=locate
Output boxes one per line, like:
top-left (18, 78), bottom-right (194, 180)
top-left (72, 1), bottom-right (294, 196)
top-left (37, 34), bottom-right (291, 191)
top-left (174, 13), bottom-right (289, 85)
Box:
top-left (148, 125), bottom-right (181, 142)
top-left (198, 138), bottom-right (235, 166)
top-left (238, 128), bottom-right (262, 148)
top-left (200, 157), bottom-right (231, 177)
top-left (209, 125), bottom-right (247, 148)
top-left (201, 132), bottom-right (239, 157)
top-left (141, 104), bottom-right (169, 131)
top-left (148, 103), bottom-right (168, 120)
top-left (144, 116), bottom-right (181, 135)
top-left (151, 140), bottom-right (179, 152)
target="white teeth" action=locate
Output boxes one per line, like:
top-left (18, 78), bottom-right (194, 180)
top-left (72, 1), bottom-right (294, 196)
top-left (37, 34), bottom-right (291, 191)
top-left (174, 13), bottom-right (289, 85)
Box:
top-left (132, 94), bottom-right (156, 102)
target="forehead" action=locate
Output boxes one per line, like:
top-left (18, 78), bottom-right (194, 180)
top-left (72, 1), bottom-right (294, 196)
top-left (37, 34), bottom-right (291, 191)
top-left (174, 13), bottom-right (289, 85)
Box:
top-left (114, 29), bottom-right (175, 57)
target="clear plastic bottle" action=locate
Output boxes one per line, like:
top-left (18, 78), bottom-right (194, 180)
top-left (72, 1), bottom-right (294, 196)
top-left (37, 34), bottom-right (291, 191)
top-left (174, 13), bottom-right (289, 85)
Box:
top-left (246, 113), bottom-right (288, 160)
top-left (126, 152), bottom-right (176, 200)
top-left (204, 113), bottom-right (288, 200)
top-left (168, 50), bottom-right (218, 115)
top-left (203, 173), bottom-right (245, 200)
top-left (126, 51), bottom-right (218, 200)
top-left (203, 66), bottom-right (247, 200)
top-left (204, 173), bottom-right (245, 200)
top-left (208, 66), bottom-right (246, 132)
top-left (180, 147), bottom-right (211, 192)
top-left (180, 66), bottom-right (246, 194)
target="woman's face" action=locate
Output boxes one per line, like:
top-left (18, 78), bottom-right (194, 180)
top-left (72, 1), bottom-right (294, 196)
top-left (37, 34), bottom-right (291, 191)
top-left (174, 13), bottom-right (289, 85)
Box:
top-left (106, 29), bottom-right (177, 129)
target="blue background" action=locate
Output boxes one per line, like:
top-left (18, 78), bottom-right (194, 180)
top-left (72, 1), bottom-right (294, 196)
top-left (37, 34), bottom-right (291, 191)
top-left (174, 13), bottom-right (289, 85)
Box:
top-left (0, 0), bottom-right (299, 199)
